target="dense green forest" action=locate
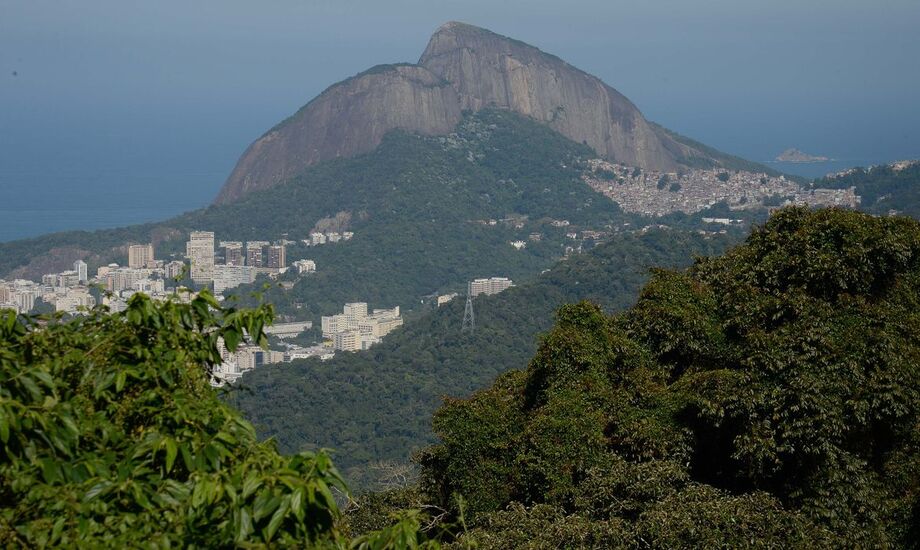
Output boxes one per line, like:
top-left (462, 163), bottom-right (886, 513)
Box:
top-left (814, 161), bottom-right (920, 218)
top-left (360, 207), bottom-right (917, 547)
top-left (5, 207), bottom-right (919, 547)
top-left (228, 229), bottom-right (738, 488)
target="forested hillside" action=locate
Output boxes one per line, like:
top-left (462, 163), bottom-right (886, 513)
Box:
top-left (403, 207), bottom-right (920, 547)
top-left (6, 207), bottom-right (918, 547)
top-left (814, 160), bottom-right (920, 218)
top-left (229, 229), bottom-right (737, 487)
top-left (0, 110), bottom-right (639, 318)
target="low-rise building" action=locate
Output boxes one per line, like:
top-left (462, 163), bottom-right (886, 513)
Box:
top-left (293, 259), bottom-right (316, 274)
top-left (212, 264), bottom-right (256, 295)
top-left (263, 321), bottom-right (313, 338)
top-left (470, 277), bottom-right (513, 297)
top-left (437, 293), bottom-right (458, 307)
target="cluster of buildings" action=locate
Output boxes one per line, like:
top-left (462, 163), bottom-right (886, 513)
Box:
top-left (2, 260), bottom-right (103, 315)
top-left (321, 302), bottom-right (403, 351)
top-left (583, 159), bottom-right (860, 217)
top-left (186, 231), bottom-right (316, 295)
top-left (0, 249), bottom-right (184, 314)
top-left (0, 228), bottom-right (320, 315)
top-left (208, 319), bottom-right (330, 387)
top-left (302, 230), bottom-right (354, 246)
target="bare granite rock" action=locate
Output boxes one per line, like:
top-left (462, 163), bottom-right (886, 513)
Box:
top-left (216, 22), bottom-right (708, 204)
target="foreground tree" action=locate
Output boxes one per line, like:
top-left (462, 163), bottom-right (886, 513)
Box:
top-left (419, 207), bottom-right (920, 547)
top-left (0, 292), bottom-right (431, 547)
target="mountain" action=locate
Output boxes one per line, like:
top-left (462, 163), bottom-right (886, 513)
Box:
top-left (228, 228), bottom-right (737, 489)
top-left (216, 22), bottom-right (723, 204)
top-left (0, 110), bottom-right (638, 301)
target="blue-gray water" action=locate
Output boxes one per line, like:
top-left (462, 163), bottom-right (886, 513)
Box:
top-left (0, 110), bottom-right (264, 243)
top-left (768, 159), bottom-right (894, 180)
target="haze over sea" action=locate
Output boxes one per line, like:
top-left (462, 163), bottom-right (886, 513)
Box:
top-left (2, 0), bottom-right (918, 243)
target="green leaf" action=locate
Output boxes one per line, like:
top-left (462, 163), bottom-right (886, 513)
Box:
top-left (237, 507), bottom-right (253, 543)
top-left (0, 407), bottom-right (9, 444)
top-left (263, 497), bottom-right (290, 542)
top-left (115, 370), bottom-right (127, 392)
top-left (164, 438), bottom-right (178, 473)
top-left (291, 488), bottom-right (305, 522)
top-left (223, 327), bottom-right (241, 352)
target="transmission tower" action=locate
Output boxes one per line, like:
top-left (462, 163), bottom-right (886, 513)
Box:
top-left (461, 282), bottom-right (475, 333)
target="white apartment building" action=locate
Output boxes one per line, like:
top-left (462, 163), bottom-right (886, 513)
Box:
top-left (470, 277), bottom-right (514, 297)
top-left (263, 321), bottom-right (313, 338)
top-left (133, 278), bottom-right (165, 294)
top-left (333, 330), bottom-right (362, 352)
top-left (186, 231), bottom-right (215, 284)
top-left (212, 264), bottom-right (256, 295)
top-left (293, 259), bottom-right (316, 274)
top-left (128, 244), bottom-right (156, 269)
top-left (74, 260), bottom-right (88, 283)
top-left (103, 268), bottom-right (152, 292)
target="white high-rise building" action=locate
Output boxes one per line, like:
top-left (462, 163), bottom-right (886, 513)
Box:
top-left (74, 260), bottom-right (88, 283)
top-left (128, 244), bottom-right (155, 269)
top-left (186, 231), bottom-right (215, 284)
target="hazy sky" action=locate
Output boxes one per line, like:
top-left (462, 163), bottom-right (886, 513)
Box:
top-left (1, 0), bottom-right (919, 235)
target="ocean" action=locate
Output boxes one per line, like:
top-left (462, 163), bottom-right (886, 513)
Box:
top-left (0, 115), bottom-right (248, 243)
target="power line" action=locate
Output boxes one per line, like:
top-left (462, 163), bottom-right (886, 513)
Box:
top-left (461, 281), bottom-right (475, 333)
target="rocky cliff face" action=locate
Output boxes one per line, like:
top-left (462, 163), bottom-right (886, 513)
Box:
top-left (418, 22), bottom-right (691, 171)
top-left (216, 64), bottom-right (462, 203)
top-left (217, 22), bottom-right (705, 204)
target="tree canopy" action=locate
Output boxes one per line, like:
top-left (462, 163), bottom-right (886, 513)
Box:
top-left (417, 207), bottom-right (920, 547)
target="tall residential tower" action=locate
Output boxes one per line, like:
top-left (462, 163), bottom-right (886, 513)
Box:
top-left (186, 231), bottom-right (215, 284)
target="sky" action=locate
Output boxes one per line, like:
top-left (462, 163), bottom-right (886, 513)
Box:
top-left (1, 0), bottom-right (919, 240)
